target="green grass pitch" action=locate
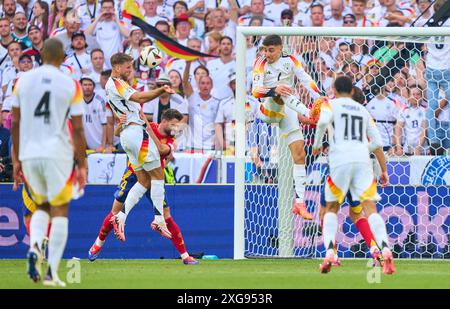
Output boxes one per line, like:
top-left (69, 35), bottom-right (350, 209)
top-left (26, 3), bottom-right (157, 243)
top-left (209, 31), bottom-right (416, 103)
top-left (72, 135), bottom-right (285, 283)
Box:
top-left (1, 259), bottom-right (449, 289)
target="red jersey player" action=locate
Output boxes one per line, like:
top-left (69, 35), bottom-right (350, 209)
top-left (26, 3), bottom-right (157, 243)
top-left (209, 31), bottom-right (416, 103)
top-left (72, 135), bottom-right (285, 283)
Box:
top-left (88, 108), bottom-right (199, 264)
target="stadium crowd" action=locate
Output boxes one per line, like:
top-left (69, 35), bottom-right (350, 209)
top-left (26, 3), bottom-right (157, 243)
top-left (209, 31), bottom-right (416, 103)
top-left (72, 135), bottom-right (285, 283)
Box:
top-left (0, 0), bottom-right (449, 182)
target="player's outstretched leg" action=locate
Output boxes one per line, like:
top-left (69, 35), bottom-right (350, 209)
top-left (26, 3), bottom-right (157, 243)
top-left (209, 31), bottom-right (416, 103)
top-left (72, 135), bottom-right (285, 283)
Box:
top-left (363, 201), bottom-right (396, 275)
top-left (111, 178), bottom-right (149, 241)
top-left (282, 95), bottom-right (310, 117)
top-left (289, 139), bottom-right (313, 220)
top-left (89, 211), bottom-right (115, 261)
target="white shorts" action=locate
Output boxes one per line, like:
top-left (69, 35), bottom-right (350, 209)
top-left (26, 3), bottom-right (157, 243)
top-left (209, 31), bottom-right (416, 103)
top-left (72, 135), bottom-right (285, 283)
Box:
top-left (120, 125), bottom-right (161, 171)
top-left (325, 162), bottom-right (381, 204)
top-left (22, 159), bottom-right (74, 206)
top-left (260, 98), bottom-right (303, 145)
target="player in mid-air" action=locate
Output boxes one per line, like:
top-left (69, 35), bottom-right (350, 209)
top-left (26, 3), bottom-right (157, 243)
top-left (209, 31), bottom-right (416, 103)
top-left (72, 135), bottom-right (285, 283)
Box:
top-left (313, 76), bottom-right (395, 275)
top-left (88, 109), bottom-right (199, 265)
top-left (310, 87), bottom-right (388, 267)
top-left (105, 53), bottom-right (175, 241)
top-left (11, 38), bottom-right (87, 286)
top-left (252, 34), bottom-right (322, 220)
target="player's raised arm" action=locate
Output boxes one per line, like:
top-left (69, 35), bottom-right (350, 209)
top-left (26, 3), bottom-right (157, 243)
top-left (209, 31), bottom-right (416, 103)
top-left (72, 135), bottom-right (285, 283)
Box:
top-left (129, 85), bottom-right (175, 104)
top-left (290, 54), bottom-right (321, 101)
top-left (312, 98), bottom-right (332, 154)
top-left (70, 80), bottom-right (88, 189)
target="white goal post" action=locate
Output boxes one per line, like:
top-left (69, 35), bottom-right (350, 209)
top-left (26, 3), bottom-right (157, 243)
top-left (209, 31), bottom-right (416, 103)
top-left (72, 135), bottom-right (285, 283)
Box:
top-left (234, 26), bottom-right (450, 260)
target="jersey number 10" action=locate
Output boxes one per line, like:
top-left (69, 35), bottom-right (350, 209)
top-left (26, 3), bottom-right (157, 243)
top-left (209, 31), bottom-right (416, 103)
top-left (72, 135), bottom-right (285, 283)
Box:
top-left (341, 113), bottom-right (363, 142)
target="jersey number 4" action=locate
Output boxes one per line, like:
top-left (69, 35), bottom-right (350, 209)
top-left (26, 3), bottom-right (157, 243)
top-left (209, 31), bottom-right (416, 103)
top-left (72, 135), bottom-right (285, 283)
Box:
top-left (34, 91), bottom-right (50, 124)
top-left (341, 113), bottom-right (363, 142)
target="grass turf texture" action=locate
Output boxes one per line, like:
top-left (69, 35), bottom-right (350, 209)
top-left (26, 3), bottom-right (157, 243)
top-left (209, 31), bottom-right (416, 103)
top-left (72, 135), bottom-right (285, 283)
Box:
top-left (1, 259), bottom-right (449, 289)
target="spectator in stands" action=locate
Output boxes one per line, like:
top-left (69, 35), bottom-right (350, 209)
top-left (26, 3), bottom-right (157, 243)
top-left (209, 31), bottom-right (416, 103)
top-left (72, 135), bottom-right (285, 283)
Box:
top-left (125, 26), bottom-right (144, 60)
top-left (143, 73), bottom-right (189, 123)
top-left (394, 84), bottom-right (427, 156)
top-left (414, 0), bottom-right (434, 27)
top-left (168, 37), bottom-right (203, 88)
top-left (0, 17), bottom-right (14, 48)
top-left (155, 20), bottom-right (171, 37)
top-left (144, 0), bottom-right (170, 26)
top-left (0, 121), bottom-right (11, 181)
top-left (208, 8), bottom-right (237, 42)
top-left (310, 3), bottom-right (325, 27)
top-left (204, 31), bottom-right (221, 61)
top-left (51, 9), bottom-right (82, 55)
top-left (78, 0), bottom-right (102, 31)
top-left (365, 85), bottom-right (400, 153)
top-left (435, 95), bottom-right (450, 154)
top-left (215, 71), bottom-right (236, 153)
top-left (80, 75), bottom-right (112, 152)
top-left (280, 9), bottom-right (294, 26)
top-left (49, 0), bottom-right (68, 34)
top-left (1, 53), bottom-right (33, 127)
top-left (12, 12), bottom-right (31, 49)
top-left (1, 0), bottom-right (20, 23)
top-left (168, 69), bottom-right (184, 97)
top-left (239, 0), bottom-right (275, 26)
top-left (85, 0), bottom-right (130, 69)
top-left (265, 0), bottom-right (289, 26)
top-left (1, 41), bottom-right (22, 96)
top-left (325, 0), bottom-right (344, 27)
top-left (173, 12), bottom-right (194, 46)
top-left (184, 70), bottom-right (220, 151)
top-left (207, 36), bottom-right (235, 100)
top-left (23, 25), bottom-right (44, 66)
top-left (30, 0), bottom-right (49, 40)
top-left (64, 32), bottom-right (92, 80)
top-left (351, 0), bottom-right (368, 27)
top-left (425, 0), bottom-right (450, 155)
top-left (342, 13), bottom-right (356, 27)
top-left (89, 48), bottom-right (105, 90)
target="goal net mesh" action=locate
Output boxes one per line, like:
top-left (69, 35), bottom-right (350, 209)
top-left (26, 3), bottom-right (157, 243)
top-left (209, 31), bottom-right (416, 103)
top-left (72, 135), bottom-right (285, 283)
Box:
top-left (242, 33), bottom-right (450, 259)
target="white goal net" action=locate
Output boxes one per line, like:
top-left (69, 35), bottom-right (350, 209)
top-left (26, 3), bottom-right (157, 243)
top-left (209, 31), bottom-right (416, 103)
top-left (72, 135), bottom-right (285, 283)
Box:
top-left (234, 27), bottom-right (450, 260)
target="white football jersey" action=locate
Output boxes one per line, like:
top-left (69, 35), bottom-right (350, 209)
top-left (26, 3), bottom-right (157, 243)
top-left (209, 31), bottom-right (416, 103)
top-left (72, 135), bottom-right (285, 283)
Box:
top-left (365, 95), bottom-right (400, 147)
top-left (398, 105), bottom-right (425, 149)
top-left (313, 97), bottom-right (382, 169)
top-left (105, 77), bottom-right (144, 126)
top-left (252, 54), bottom-right (321, 100)
top-left (12, 64), bottom-right (84, 161)
top-left (426, 20), bottom-right (450, 70)
top-left (83, 93), bottom-right (109, 149)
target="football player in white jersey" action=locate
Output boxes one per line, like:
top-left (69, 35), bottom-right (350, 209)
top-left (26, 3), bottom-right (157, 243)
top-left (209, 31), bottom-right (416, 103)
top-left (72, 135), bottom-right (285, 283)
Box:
top-left (313, 76), bottom-right (396, 275)
top-left (252, 34), bottom-right (321, 220)
top-left (105, 53), bottom-right (175, 242)
top-left (11, 38), bottom-right (87, 287)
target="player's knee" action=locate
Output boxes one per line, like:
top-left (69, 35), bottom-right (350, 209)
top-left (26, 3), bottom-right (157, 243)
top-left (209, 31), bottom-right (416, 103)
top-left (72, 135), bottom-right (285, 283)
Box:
top-left (361, 200), bottom-right (377, 216)
top-left (326, 202), bottom-right (339, 213)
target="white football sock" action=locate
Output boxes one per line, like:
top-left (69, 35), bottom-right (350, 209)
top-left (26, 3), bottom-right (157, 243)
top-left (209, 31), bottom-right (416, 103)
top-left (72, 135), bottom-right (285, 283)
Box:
top-left (151, 180), bottom-right (165, 223)
top-left (368, 213), bottom-right (390, 249)
top-left (47, 217), bottom-right (68, 279)
top-left (283, 95), bottom-right (310, 116)
top-left (293, 164), bottom-right (306, 203)
top-left (181, 253), bottom-right (189, 259)
top-left (95, 237), bottom-right (105, 247)
top-left (29, 210), bottom-right (50, 252)
top-left (323, 212), bottom-right (338, 255)
top-left (123, 182), bottom-right (148, 221)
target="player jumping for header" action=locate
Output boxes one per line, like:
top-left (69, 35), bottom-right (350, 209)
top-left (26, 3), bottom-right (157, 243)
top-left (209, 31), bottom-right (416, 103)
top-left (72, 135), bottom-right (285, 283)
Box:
top-left (252, 34), bottom-right (322, 220)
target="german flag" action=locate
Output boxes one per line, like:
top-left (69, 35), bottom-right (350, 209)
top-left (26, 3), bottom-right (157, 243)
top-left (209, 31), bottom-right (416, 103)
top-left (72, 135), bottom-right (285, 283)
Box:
top-left (123, 0), bottom-right (216, 61)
